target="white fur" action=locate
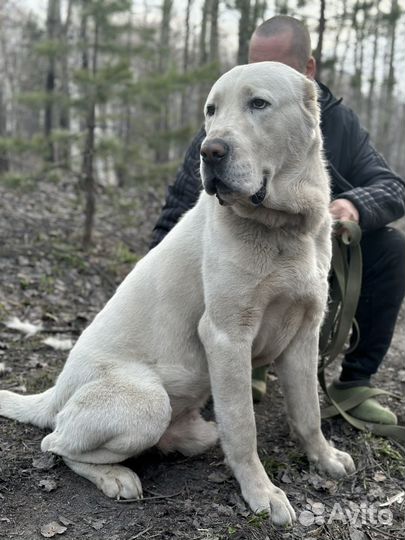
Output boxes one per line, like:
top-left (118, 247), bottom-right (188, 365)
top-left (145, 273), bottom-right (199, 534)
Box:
top-left (0, 62), bottom-right (355, 526)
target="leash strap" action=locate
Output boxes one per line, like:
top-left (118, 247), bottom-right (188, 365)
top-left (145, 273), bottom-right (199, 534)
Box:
top-left (318, 221), bottom-right (405, 442)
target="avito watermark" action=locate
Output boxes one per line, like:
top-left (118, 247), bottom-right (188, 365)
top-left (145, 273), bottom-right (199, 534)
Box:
top-left (298, 501), bottom-right (393, 527)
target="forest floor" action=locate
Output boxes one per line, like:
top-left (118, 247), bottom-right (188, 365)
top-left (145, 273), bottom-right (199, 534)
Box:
top-left (0, 181), bottom-right (404, 540)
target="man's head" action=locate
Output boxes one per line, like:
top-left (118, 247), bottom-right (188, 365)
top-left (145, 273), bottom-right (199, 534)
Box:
top-left (248, 15), bottom-right (316, 79)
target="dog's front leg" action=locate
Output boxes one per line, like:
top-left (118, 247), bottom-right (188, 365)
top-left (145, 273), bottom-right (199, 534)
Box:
top-left (198, 313), bottom-right (295, 526)
top-left (274, 317), bottom-right (355, 477)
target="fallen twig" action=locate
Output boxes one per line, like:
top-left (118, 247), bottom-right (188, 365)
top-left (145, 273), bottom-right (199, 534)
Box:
top-left (127, 526), bottom-right (152, 540)
top-left (115, 488), bottom-right (184, 503)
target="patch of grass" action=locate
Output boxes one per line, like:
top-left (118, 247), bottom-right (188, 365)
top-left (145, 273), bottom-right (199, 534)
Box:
top-left (26, 370), bottom-right (57, 394)
top-left (373, 438), bottom-right (405, 475)
top-left (19, 275), bottom-right (31, 290)
top-left (52, 243), bottom-right (88, 270)
top-left (0, 173), bottom-right (35, 190)
top-left (287, 449), bottom-right (308, 469)
top-left (115, 241), bottom-right (139, 265)
top-left (39, 275), bottom-right (55, 293)
top-left (247, 510), bottom-right (269, 527)
top-left (0, 302), bottom-right (8, 319)
top-left (262, 456), bottom-right (287, 479)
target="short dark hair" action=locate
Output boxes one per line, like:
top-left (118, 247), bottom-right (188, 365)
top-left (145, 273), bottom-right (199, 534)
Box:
top-left (253, 15), bottom-right (312, 71)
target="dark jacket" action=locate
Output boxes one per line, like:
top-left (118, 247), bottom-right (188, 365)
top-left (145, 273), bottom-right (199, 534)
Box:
top-left (150, 82), bottom-right (405, 248)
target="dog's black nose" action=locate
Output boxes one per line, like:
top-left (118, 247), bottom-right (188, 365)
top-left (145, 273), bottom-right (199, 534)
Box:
top-left (200, 139), bottom-right (229, 164)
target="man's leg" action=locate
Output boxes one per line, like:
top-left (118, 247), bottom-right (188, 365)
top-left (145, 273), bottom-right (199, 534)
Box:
top-left (330, 227), bottom-right (405, 423)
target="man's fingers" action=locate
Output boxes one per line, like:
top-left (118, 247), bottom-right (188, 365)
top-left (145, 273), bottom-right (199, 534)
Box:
top-left (329, 198), bottom-right (359, 224)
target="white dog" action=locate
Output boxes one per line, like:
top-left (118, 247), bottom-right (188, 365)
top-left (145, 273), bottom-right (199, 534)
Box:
top-left (0, 62), bottom-right (355, 526)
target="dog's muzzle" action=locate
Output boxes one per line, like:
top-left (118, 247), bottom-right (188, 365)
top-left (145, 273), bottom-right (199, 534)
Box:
top-left (201, 139), bottom-right (235, 204)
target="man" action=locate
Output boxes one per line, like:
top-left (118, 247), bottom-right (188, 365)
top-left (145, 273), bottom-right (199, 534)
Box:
top-left (150, 16), bottom-right (405, 425)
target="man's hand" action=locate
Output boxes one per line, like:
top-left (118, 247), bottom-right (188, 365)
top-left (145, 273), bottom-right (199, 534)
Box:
top-left (329, 199), bottom-right (359, 224)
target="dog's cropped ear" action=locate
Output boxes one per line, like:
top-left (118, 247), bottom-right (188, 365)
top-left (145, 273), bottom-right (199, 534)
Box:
top-left (303, 79), bottom-right (319, 122)
top-left (303, 79), bottom-right (320, 132)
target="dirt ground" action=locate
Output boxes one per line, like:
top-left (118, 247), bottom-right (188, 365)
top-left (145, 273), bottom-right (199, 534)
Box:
top-left (0, 181), bottom-right (404, 540)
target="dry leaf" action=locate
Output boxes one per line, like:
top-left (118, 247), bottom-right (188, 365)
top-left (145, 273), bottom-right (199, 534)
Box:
top-left (4, 316), bottom-right (43, 337)
top-left (39, 478), bottom-right (58, 492)
top-left (379, 491), bottom-right (405, 507)
top-left (13, 384), bottom-right (27, 393)
top-left (281, 470), bottom-right (292, 484)
top-left (33, 453), bottom-right (57, 470)
top-left (40, 521), bottom-right (67, 538)
top-left (90, 519), bottom-right (106, 531)
top-left (58, 516), bottom-right (74, 527)
top-left (373, 471), bottom-right (387, 482)
top-left (42, 337), bottom-right (73, 351)
top-left (349, 529), bottom-right (367, 540)
top-left (208, 471), bottom-right (230, 483)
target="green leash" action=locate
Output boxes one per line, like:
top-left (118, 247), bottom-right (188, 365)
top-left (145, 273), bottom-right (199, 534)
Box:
top-left (318, 221), bottom-right (405, 442)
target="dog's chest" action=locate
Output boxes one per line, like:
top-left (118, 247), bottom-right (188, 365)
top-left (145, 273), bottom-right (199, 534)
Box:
top-left (252, 296), bottom-right (306, 363)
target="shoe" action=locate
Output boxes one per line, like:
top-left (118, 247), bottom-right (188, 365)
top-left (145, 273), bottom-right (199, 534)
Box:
top-left (252, 366), bottom-right (267, 403)
top-left (327, 380), bottom-right (397, 425)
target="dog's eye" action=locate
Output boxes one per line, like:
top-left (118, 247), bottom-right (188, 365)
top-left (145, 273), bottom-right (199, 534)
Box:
top-left (206, 104), bottom-right (216, 116)
top-left (250, 98), bottom-right (270, 110)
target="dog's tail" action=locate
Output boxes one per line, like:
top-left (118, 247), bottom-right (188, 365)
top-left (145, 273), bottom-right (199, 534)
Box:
top-left (0, 387), bottom-right (56, 429)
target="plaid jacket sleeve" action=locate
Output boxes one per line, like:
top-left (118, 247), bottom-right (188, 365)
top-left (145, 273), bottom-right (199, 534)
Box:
top-left (149, 127), bottom-right (205, 249)
top-left (335, 110), bottom-right (405, 232)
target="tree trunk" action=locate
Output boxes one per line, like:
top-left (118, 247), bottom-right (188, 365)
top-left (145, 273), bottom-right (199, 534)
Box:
top-left (314, 0), bottom-right (326, 79)
top-left (336, 11), bottom-right (354, 95)
top-left (377, 0), bottom-right (399, 158)
top-left (81, 11), bottom-right (99, 249)
top-left (351, 1), bottom-right (365, 116)
top-left (0, 88), bottom-right (9, 173)
top-left (180, 0), bottom-right (193, 127)
top-left (44, 0), bottom-right (61, 162)
top-left (237, 0), bottom-right (251, 65)
top-left (59, 0), bottom-right (73, 166)
top-left (209, 0), bottom-right (219, 63)
top-left (366, 0), bottom-right (381, 135)
top-left (117, 11), bottom-right (133, 186)
top-left (199, 0), bottom-right (211, 66)
top-left (250, 0), bottom-right (267, 35)
top-left (327, 0), bottom-right (347, 89)
top-left (156, 0), bottom-right (173, 163)
top-left (183, 0), bottom-right (193, 72)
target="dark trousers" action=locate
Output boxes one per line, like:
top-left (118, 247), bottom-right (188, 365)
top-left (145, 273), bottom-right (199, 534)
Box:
top-left (340, 227), bottom-right (405, 384)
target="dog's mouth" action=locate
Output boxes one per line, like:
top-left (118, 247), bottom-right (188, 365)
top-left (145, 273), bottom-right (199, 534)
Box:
top-left (250, 177), bottom-right (268, 206)
top-left (204, 176), bottom-right (233, 205)
top-left (204, 174), bottom-right (268, 207)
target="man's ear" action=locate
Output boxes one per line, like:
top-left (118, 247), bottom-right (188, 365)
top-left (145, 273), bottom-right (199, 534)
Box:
top-left (305, 56), bottom-right (317, 79)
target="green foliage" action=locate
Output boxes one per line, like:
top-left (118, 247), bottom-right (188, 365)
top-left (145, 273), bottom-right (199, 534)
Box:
top-left (262, 456), bottom-right (287, 478)
top-left (0, 0), bottom-right (245, 196)
top-left (35, 38), bottom-right (69, 57)
top-left (74, 61), bottom-right (133, 105)
top-left (0, 135), bottom-right (50, 160)
top-left (0, 172), bottom-right (36, 190)
top-left (125, 63), bottom-right (219, 102)
top-left (247, 510), bottom-right (269, 526)
top-left (114, 242), bottom-right (139, 265)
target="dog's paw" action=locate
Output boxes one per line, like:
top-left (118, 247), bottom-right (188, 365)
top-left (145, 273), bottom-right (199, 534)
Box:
top-left (96, 465), bottom-right (143, 499)
top-left (315, 447), bottom-right (355, 478)
top-left (243, 485), bottom-right (296, 526)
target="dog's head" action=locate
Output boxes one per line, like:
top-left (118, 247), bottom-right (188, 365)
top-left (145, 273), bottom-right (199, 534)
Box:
top-left (201, 62), bottom-right (327, 226)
